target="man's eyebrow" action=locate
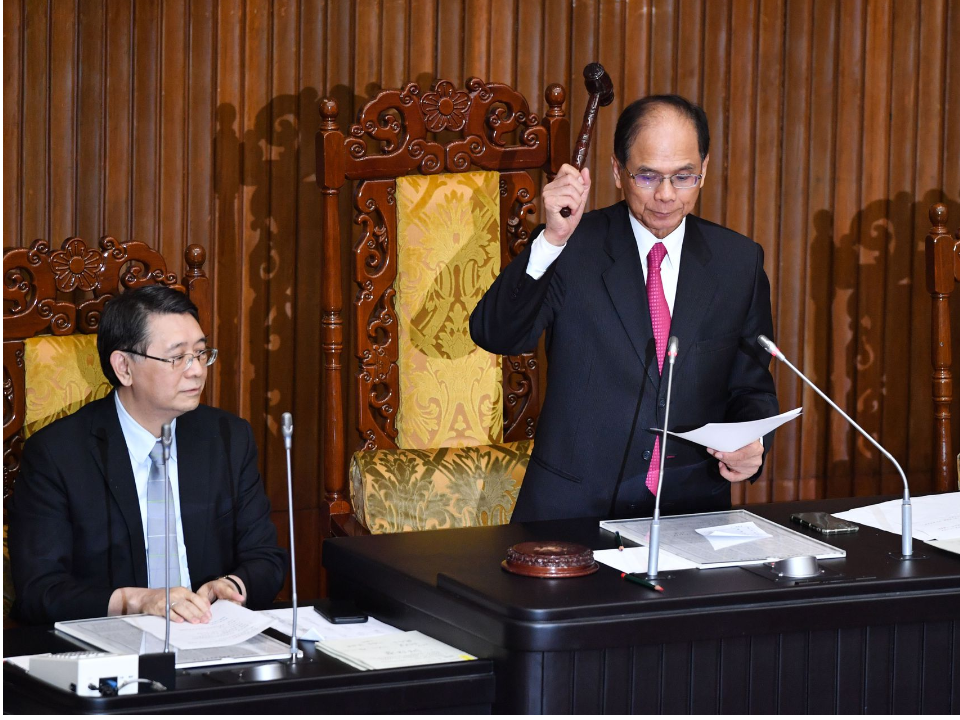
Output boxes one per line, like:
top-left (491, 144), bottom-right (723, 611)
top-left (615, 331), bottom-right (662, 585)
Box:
top-left (637, 162), bottom-right (697, 173)
top-left (164, 336), bottom-right (207, 352)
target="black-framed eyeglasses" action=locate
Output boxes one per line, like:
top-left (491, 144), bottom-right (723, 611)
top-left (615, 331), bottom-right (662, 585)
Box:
top-left (624, 168), bottom-right (703, 190)
top-left (123, 348), bottom-right (218, 371)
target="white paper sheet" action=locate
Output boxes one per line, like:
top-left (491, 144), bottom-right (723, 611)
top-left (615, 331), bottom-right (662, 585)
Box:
top-left (695, 521), bottom-right (772, 550)
top-left (834, 492), bottom-right (960, 541)
top-left (594, 547), bottom-right (698, 574)
top-left (122, 600), bottom-right (273, 650)
top-left (259, 607), bottom-right (401, 642)
top-left (653, 407), bottom-right (802, 453)
top-left (316, 630), bottom-right (475, 671)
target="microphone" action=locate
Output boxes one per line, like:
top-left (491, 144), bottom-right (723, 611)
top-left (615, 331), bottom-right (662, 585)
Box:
top-left (160, 423), bottom-right (173, 653)
top-left (281, 412), bottom-right (299, 662)
top-left (757, 335), bottom-right (915, 558)
top-left (647, 336), bottom-right (679, 581)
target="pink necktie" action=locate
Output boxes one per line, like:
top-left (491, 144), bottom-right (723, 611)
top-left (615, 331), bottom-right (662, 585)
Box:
top-left (645, 242), bottom-right (671, 494)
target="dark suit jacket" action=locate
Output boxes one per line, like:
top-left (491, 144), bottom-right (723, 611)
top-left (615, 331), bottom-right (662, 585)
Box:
top-left (470, 202), bottom-right (779, 522)
top-left (9, 392), bottom-right (286, 624)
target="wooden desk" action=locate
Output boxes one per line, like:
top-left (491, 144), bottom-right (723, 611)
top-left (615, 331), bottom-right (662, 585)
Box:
top-left (3, 625), bottom-right (495, 713)
top-left (323, 497), bottom-right (960, 714)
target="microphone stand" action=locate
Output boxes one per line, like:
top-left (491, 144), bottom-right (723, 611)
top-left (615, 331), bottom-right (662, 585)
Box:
top-left (647, 336), bottom-right (679, 581)
top-left (160, 423), bottom-right (173, 653)
top-left (758, 335), bottom-right (915, 559)
top-left (281, 412), bottom-right (299, 662)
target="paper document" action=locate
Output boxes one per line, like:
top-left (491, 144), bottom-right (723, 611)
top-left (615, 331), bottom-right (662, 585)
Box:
top-left (653, 408), bottom-right (802, 453)
top-left (594, 547), bottom-right (697, 574)
top-left (695, 521), bottom-right (772, 550)
top-left (925, 538), bottom-right (960, 556)
top-left (833, 492), bottom-right (960, 541)
top-left (259, 607), bottom-right (401, 642)
top-left (316, 630), bottom-right (476, 671)
top-left (123, 600), bottom-right (272, 650)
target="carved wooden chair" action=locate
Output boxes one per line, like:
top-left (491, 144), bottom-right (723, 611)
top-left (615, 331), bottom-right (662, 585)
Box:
top-left (925, 203), bottom-right (960, 491)
top-left (3, 237), bottom-right (210, 620)
top-left (317, 78), bottom-right (568, 536)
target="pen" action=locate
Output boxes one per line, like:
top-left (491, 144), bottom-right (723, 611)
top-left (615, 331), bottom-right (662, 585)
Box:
top-left (621, 572), bottom-right (664, 592)
top-left (615, 531), bottom-right (624, 551)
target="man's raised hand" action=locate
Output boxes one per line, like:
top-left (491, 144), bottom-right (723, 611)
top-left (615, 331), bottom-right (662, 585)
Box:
top-left (541, 164), bottom-right (591, 246)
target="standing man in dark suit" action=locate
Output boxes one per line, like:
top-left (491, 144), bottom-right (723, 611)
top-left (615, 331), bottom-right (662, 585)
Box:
top-left (10, 286), bottom-right (285, 625)
top-left (471, 94), bottom-right (779, 522)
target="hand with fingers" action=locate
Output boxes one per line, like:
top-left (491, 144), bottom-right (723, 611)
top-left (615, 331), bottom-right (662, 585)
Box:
top-left (541, 164), bottom-right (592, 247)
top-left (706, 439), bottom-right (764, 482)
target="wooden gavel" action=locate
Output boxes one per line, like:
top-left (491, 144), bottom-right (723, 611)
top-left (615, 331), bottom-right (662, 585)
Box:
top-left (560, 62), bottom-right (615, 218)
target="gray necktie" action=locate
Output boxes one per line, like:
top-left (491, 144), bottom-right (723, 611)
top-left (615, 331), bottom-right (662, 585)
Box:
top-left (147, 441), bottom-right (181, 588)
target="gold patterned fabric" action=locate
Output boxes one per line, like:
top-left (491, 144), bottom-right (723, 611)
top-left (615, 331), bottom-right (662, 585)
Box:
top-left (349, 439), bottom-right (532, 534)
top-left (23, 334), bottom-right (111, 438)
top-left (394, 171), bottom-right (503, 449)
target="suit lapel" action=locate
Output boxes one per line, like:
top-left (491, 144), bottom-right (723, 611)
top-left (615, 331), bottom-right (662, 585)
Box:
top-left (602, 203), bottom-right (659, 386)
top-left (670, 215), bottom-right (718, 374)
top-left (175, 409), bottom-right (213, 585)
top-left (90, 392), bottom-right (148, 587)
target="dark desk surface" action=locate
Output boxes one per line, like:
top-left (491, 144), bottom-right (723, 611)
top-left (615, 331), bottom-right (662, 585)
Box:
top-left (323, 496), bottom-right (960, 651)
top-left (3, 623), bottom-right (495, 714)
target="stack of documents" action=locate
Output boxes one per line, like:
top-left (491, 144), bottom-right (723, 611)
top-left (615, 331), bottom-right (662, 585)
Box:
top-left (833, 492), bottom-right (960, 543)
top-left (316, 630), bottom-right (476, 670)
top-left (259, 607), bottom-right (400, 641)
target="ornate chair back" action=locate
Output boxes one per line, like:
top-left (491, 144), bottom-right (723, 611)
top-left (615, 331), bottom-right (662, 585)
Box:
top-left (317, 79), bottom-right (569, 534)
top-left (925, 203), bottom-right (960, 491)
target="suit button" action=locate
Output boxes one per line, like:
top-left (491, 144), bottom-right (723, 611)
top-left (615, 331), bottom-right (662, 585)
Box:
top-left (642, 450), bottom-right (652, 461)
top-left (659, 397), bottom-right (666, 408)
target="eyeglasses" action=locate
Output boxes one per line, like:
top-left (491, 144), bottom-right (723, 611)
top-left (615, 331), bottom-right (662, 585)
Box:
top-left (123, 348), bottom-right (218, 371)
top-left (624, 168), bottom-right (703, 190)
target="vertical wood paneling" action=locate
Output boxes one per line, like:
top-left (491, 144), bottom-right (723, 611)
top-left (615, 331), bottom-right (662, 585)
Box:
top-left (6, 0), bottom-right (960, 597)
top-left (828, 0), bottom-right (865, 498)
top-left (131, 0), bottom-right (160, 246)
top-left (3, 0), bottom-right (23, 247)
top-left (76, 0), bottom-right (105, 240)
top-left (49, 0), bottom-right (78, 242)
top-left (852, 0), bottom-right (893, 495)
top-left (882, 0), bottom-right (920, 494)
top-left (21, 0), bottom-right (50, 243)
top-left (103, 0), bottom-right (132, 241)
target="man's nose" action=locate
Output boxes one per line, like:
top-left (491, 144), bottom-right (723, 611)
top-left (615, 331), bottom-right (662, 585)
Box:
top-left (654, 176), bottom-right (677, 202)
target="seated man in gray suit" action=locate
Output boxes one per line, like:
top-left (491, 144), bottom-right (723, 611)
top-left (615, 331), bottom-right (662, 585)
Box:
top-left (10, 286), bottom-right (285, 625)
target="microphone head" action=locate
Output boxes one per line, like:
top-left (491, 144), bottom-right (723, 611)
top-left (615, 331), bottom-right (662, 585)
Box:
top-left (757, 334), bottom-right (779, 357)
top-left (161, 423), bottom-right (173, 446)
top-left (281, 412), bottom-right (293, 439)
top-left (667, 336), bottom-right (679, 356)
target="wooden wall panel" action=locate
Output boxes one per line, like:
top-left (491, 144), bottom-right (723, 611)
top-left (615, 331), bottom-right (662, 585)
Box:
top-left (5, 0), bottom-right (960, 602)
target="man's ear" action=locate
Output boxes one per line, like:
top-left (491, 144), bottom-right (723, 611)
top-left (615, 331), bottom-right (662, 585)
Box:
top-left (699, 153), bottom-right (710, 186)
top-left (611, 154), bottom-right (623, 191)
top-left (110, 350), bottom-right (134, 387)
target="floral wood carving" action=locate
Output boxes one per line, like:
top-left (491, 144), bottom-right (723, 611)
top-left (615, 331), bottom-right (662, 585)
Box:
top-left (354, 180), bottom-right (400, 451)
top-left (343, 77), bottom-right (549, 180)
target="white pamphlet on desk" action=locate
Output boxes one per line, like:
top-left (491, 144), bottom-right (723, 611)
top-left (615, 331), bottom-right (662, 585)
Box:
top-left (833, 492), bottom-right (960, 541)
top-left (259, 607), bottom-right (401, 641)
top-left (593, 547), bottom-right (697, 574)
top-left (316, 630), bottom-right (476, 671)
top-left (601, 509), bottom-right (845, 569)
top-left (54, 602), bottom-right (295, 668)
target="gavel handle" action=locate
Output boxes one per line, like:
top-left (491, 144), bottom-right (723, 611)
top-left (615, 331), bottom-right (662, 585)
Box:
top-left (560, 93), bottom-right (601, 218)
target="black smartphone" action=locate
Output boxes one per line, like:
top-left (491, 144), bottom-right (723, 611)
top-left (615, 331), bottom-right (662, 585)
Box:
top-left (314, 598), bottom-right (369, 624)
top-left (790, 511), bottom-right (859, 534)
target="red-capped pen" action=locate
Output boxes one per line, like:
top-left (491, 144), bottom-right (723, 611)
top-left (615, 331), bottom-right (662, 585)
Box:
top-left (621, 572), bottom-right (664, 592)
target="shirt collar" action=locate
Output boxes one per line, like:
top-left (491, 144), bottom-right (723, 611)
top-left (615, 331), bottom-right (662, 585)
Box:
top-left (630, 213), bottom-right (687, 263)
top-left (114, 392), bottom-right (178, 464)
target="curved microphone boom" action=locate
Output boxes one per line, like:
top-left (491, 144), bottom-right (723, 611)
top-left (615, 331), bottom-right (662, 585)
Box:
top-left (160, 423), bottom-right (173, 653)
top-left (281, 412), bottom-right (299, 662)
top-left (758, 335), bottom-right (914, 558)
top-left (647, 336), bottom-right (679, 581)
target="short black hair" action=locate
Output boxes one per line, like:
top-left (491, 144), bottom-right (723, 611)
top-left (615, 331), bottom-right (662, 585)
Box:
top-left (613, 94), bottom-right (710, 167)
top-left (97, 285), bottom-right (200, 386)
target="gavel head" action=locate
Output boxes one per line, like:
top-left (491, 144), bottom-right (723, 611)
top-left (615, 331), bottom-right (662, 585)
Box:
top-left (583, 63), bottom-right (615, 107)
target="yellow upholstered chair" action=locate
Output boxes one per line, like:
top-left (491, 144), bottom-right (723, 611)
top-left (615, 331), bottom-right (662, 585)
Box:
top-left (317, 78), bottom-right (568, 535)
top-left (3, 237), bottom-right (210, 621)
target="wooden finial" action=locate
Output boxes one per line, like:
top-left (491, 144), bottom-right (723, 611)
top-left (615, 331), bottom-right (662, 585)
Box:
top-left (184, 244), bottom-right (206, 277)
top-left (320, 98), bottom-right (339, 130)
top-left (930, 202), bottom-right (948, 233)
top-left (545, 84), bottom-right (566, 117)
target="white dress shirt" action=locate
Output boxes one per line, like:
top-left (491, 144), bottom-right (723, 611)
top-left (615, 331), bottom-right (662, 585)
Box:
top-left (114, 393), bottom-right (192, 588)
top-left (525, 214), bottom-right (687, 314)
